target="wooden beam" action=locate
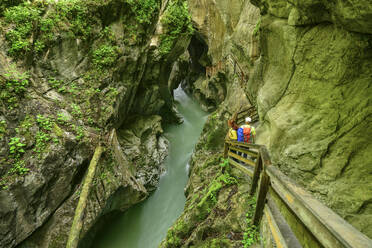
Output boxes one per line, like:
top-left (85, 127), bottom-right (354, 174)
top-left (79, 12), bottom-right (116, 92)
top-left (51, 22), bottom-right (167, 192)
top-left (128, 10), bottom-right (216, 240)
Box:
top-left (224, 142), bottom-right (229, 158)
top-left (266, 195), bottom-right (302, 248)
top-left (267, 166), bottom-right (372, 248)
top-left (228, 151), bottom-right (255, 167)
top-left (264, 205), bottom-right (289, 248)
top-left (228, 158), bottom-right (254, 177)
top-left (66, 145), bottom-right (103, 248)
top-left (226, 140), bottom-right (261, 150)
top-left (250, 151), bottom-right (262, 195)
top-left (252, 171), bottom-right (270, 226)
top-left (229, 145), bottom-right (258, 158)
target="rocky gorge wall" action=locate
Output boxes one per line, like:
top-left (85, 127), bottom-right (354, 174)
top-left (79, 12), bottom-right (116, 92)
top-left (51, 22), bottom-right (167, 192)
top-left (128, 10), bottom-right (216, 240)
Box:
top-left (249, 0), bottom-right (372, 238)
top-left (0, 0), bottom-right (193, 247)
top-left (162, 0), bottom-right (372, 245)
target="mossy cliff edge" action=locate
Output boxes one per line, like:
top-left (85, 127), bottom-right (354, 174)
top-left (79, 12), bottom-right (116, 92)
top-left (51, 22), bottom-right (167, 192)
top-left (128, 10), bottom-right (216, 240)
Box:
top-left (162, 0), bottom-right (372, 245)
top-left (0, 0), bottom-right (193, 247)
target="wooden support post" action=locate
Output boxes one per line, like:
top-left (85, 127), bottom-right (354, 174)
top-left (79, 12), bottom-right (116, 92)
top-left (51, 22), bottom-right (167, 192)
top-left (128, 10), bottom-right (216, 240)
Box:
top-left (250, 152), bottom-right (262, 195)
top-left (66, 145), bottom-right (103, 248)
top-left (224, 141), bottom-right (229, 158)
top-left (252, 171), bottom-right (270, 226)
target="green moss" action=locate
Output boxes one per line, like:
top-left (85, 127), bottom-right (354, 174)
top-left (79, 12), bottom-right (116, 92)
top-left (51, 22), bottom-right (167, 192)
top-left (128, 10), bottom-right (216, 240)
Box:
top-left (0, 120), bottom-right (6, 139)
top-left (53, 123), bottom-right (64, 137)
top-left (196, 160), bottom-right (237, 220)
top-left (198, 238), bottom-right (232, 248)
top-left (159, 0), bottom-right (193, 55)
top-left (253, 18), bottom-right (261, 37)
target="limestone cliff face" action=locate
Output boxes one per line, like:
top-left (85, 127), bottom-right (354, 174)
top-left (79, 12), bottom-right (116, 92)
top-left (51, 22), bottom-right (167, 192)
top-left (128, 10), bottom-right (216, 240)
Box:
top-left (249, 0), bottom-right (372, 237)
top-left (0, 0), bottom-right (192, 247)
top-left (177, 0), bottom-right (372, 242)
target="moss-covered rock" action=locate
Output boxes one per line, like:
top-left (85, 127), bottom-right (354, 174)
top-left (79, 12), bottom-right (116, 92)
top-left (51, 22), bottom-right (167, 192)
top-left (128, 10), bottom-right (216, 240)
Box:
top-left (249, 1), bottom-right (372, 239)
top-left (0, 0), bottom-right (193, 247)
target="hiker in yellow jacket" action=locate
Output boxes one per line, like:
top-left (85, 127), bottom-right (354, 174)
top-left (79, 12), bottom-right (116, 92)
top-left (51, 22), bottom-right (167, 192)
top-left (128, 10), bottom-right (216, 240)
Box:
top-left (226, 119), bottom-right (239, 141)
top-left (241, 117), bottom-right (256, 144)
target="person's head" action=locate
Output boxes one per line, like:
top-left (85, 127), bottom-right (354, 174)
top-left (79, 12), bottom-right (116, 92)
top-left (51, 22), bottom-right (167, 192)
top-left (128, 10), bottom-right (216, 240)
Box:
top-left (245, 117), bottom-right (252, 124)
top-left (228, 119), bottom-right (233, 127)
top-left (232, 123), bottom-right (239, 130)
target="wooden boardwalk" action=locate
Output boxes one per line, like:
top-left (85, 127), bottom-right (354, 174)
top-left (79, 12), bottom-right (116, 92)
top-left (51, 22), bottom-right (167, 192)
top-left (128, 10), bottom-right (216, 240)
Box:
top-left (224, 110), bottom-right (372, 248)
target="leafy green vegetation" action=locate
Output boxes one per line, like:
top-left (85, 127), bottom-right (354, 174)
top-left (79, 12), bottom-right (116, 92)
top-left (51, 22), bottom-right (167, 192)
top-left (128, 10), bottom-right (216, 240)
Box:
top-left (126, 0), bottom-right (159, 24)
top-left (159, 0), bottom-right (193, 55)
top-left (36, 114), bottom-right (53, 131)
top-left (9, 160), bottom-right (29, 176)
top-left (92, 44), bottom-right (119, 68)
top-left (242, 197), bottom-right (260, 247)
top-left (34, 115), bottom-right (53, 154)
top-left (0, 65), bottom-right (29, 109)
top-left (3, 0), bottom-right (95, 57)
top-left (4, 3), bottom-right (40, 56)
top-left (34, 131), bottom-right (51, 154)
top-left (253, 18), bottom-right (261, 37)
top-left (57, 112), bottom-right (70, 125)
top-left (196, 158), bottom-right (237, 220)
top-left (8, 137), bottom-right (26, 158)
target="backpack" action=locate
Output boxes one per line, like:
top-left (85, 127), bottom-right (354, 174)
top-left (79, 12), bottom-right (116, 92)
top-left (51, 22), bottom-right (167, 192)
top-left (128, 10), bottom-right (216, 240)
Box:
top-left (228, 128), bottom-right (237, 140)
top-left (243, 126), bottom-right (251, 143)
top-left (237, 128), bottom-right (244, 142)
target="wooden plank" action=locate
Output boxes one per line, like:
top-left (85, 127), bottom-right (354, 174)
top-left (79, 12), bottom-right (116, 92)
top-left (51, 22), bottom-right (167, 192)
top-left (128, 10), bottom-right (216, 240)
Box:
top-left (252, 171), bottom-right (270, 226)
top-left (228, 151), bottom-right (255, 167)
top-left (228, 158), bottom-right (254, 177)
top-left (264, 204), bottom-right (288, 248)
top-left (226, 140), bottom-right (261, 150)
top-left (67, 145), bottom-right (103, 248)
top-left (229, 145), bottom-right (258, 158)
top-left (250, 152), bottom-right (262, 195)
top-left (266, 195), bottom-right (302, 248)
top-left (267, 166), bottom-right (372, 248)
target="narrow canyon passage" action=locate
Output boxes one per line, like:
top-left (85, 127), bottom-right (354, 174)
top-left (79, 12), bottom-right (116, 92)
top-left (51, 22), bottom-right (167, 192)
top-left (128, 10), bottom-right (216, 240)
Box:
top-left (92, 87), bottom-right (208, 248)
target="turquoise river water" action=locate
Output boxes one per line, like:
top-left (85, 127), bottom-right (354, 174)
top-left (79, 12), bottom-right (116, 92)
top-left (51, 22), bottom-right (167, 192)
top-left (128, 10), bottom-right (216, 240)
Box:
top-left (93, 87), bottom-right (208, 248)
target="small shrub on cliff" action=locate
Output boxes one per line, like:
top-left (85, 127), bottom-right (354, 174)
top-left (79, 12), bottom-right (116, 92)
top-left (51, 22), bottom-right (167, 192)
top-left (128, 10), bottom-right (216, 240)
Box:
top-left (159, 0), bottom-right (193, 56)
top-left (0, 65), bottom-right (29, 109)
top-left (242, 197), bottom-right (260, 247)
top-left (4, 3), bottom-right (40, 56)
top-left (126, 0), bottom-right (159, 24)
top-left (92, 44), bottom-right (119, 68)
top-left (9, 160), bottom-right (29, 176)
top-left (8, 137), bottom-right (26, 158)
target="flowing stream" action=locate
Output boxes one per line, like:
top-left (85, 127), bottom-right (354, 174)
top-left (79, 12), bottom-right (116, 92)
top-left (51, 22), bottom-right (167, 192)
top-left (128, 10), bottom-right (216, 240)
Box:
top-left (92, 86), bottom-right (208, 248)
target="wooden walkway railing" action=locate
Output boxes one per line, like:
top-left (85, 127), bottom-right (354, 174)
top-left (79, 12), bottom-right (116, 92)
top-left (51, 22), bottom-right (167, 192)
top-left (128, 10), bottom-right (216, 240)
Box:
top-left (224, 139), bottom-right (372, 247)
top-left (236, 106), bottom-right (258, 125)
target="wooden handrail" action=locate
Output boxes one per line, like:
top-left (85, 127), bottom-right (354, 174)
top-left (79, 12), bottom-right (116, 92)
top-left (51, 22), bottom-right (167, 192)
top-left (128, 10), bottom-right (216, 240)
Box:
top-left (224, 112), bottom-right (372, 248)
